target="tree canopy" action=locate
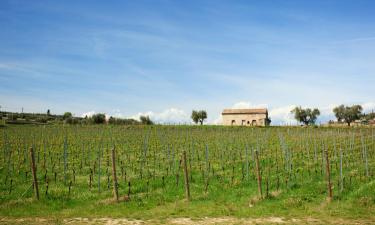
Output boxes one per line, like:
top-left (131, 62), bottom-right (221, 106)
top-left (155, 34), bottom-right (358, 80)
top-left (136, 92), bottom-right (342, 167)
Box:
top-left (140, 115), bottom-right (154, 125)
top-left (291, 106), bottom-right (320, 126)
top-left (191, 110), bottom-right (207, 125)
top-left (91, 113), bottom-right (106, 124)
top-left (63, 112), bottom-right (72, 120)
top-left (333, 104), bottom-right (362, 126)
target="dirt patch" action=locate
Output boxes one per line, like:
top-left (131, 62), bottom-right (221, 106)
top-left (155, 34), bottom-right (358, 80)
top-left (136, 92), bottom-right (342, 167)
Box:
top-left (1, 216), bottom-right (374, 225)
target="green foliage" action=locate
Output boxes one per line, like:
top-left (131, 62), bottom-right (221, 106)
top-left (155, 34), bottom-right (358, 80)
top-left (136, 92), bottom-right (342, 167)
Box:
top-left (333, 105), bottom-right (345, 122)
top-left (191, 110), bottom-right (207, 125)
top-left (35, 117), bottom-right (48, 123)
top-left (63, 112), bottom-right (73, 120)
top-left (140, 115), bottom-right (153, 125)
top-left (333, 105), bottom-right (363, 126)
top-left (108, 116), bottom-right (140, 125)
top-left (91, 113), bottom-right (106, 124)
top-left (7, 113), bottom-right (19, 121)
top-left (64, 117), bottom-right (79, 125)
top-left (291, 106), bottom-right (320, 125)
top-left (362, 112), bottom-right (375, 122)
top-left (0, 126), bottom-right (374, 221)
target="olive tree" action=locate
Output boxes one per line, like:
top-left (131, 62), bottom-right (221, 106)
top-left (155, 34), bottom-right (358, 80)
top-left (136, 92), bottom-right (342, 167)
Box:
top-left (333, 104), bottom-right (362, 126)
top-left (191, 110), bottom-right (207, 125)
top-left (92, 113), bottom-right (106, 124)
top-left (63, 112), bottom-right (72, 120)
top-left (140, 115), bottom-right (154, 125)
top-left (291, 106), bottom-right (320, 126)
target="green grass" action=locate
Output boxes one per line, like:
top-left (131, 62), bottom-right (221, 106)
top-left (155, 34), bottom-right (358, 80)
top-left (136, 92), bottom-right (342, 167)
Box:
top-left (0, 125), bottom-right (374, 222)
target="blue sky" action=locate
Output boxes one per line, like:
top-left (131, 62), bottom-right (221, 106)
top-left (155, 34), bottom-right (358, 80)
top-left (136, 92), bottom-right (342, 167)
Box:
top-left (1, 0), bottom-right (375, 124)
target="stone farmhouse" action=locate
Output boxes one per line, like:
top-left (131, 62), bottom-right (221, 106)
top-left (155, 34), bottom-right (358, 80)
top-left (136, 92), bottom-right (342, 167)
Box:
top-left (222, 108), bottom-right (269, 126)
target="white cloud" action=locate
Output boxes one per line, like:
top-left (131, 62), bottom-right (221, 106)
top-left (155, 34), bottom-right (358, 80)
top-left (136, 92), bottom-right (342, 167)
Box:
top-left (131, 108), bottom-right (191, 124)
top-left (211, 114), bottom-right (223, 125)
top-left (81, 111), bottom-right (96, 118)
top-left (269, 105), bottom-right (297, 125)
top-left (79, 102), bottom-right (375, 126)
top-left (362, 102), bottom-right (375, 113)
top-left (231, 101), bottom-right (268, 109)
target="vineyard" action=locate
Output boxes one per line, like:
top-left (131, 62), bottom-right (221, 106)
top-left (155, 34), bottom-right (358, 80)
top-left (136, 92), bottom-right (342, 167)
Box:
top-left (0, 125), bottom-right (374, 222)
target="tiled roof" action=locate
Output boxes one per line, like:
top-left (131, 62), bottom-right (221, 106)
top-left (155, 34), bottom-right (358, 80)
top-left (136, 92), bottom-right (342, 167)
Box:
top-left (222, 108), bottom-right (268, 115)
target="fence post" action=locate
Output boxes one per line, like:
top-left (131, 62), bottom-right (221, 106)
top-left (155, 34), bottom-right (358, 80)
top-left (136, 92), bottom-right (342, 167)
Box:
top-left (325, 148), bottom-right (333, 202)
top-left (255, 150), bottom-right (262, 199)
top-left (29, 147), bottom-right (39, 200)
top-left (183, 151), bottom-right (191, 201)
top-left (111, 147), bottom-right (119, 202)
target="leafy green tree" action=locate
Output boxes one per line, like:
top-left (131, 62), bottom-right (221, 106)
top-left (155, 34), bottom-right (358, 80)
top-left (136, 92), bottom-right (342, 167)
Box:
top-left (333, 105), bottom-right (362, 126)
top-left (47, 109), bottom-right (51, 116)
top-left (92, 113), bottom-right (106, 124)
top-left (140, 115), bottom-right (153, 125)
top-left (333, 105), bottom-right (345, 122)
top-left (291, 106), bottom-right (320, 126)
top-left (63, 112), bottom-right (72, 120)
top-left (191, 110), bottom-right (207, 125)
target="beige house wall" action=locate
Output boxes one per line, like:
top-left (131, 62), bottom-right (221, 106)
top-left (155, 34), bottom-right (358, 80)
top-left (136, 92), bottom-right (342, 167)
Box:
top-left (222, 113), bottom-right (267, 126)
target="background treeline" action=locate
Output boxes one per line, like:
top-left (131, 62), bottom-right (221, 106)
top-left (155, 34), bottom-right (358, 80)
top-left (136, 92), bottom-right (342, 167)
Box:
top-left (0, 110), bottom-right (153, 125)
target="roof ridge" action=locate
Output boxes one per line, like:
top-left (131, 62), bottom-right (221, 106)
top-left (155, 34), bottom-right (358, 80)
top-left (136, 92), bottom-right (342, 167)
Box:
top-left (222, 108), bottom-right (268, 115)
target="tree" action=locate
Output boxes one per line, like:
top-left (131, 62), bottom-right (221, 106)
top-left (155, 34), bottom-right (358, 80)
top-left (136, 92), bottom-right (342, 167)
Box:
top-left (191, 110), bottom-right (207, 125)
top-left (333, 105), bottom-right (362, 126)
top-left (291, 106), bottom-right (320, 126)
top-left (47, 109), bottom-right (51, 116)
top-left (92, 113), bottom-right (106, 124)
top-left (265, 117), bottom-right (272, 126)
top-left (333, 105), bottom-right (345, 122)
top-left (63, 112), bottom-right (72, 120)
top-left (140, 115), bottom-right (153, 125)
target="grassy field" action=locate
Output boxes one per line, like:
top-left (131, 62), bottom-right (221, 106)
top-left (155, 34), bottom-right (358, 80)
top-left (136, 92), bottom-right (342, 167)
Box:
top-left (0, 125), bottom-right (374, 224)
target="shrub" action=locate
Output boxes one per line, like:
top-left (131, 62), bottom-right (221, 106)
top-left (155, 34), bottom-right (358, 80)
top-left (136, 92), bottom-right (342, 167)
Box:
top-left (91, 113), bottom-right (106, 124)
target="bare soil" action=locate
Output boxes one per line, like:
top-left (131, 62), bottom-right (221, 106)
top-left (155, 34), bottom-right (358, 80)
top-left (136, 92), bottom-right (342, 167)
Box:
top-left (1, 217), bottom-right (375, 225)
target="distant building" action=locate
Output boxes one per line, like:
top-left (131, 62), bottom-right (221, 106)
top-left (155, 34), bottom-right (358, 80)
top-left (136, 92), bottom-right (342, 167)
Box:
top-left (222, 108), bottom-right (269, 126)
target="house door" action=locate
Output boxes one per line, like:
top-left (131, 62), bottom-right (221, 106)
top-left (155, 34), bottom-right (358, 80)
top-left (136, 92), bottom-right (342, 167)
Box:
top-left (251, 120), bottom-right (257, 126)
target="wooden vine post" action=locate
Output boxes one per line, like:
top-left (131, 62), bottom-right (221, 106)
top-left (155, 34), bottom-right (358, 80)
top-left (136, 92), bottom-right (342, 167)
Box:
top-left (255, 150), bottom-right (262, 199)
top-left (182, 150), bottom-right (191, 201)
top-left (29, 147), bottom-right (40, 200)
top-left (325, 148), bottom-right (333, 202)
top-left (111, 147), bottom-right (119, 202)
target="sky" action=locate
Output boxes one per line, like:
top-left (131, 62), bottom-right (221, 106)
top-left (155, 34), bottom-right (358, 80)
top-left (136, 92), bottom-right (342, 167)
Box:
top-left (1, 0), bottom-right (375, 125)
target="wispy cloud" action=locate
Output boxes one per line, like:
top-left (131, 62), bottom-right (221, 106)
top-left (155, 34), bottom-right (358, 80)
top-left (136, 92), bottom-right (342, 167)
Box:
top-left (334, 36), bottom-right (375, 44)
top-left (1, 1), bottom-right (375, 120)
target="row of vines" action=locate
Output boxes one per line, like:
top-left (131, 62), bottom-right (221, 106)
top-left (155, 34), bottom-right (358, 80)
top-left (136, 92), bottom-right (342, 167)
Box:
top-left (1, 125), bottom-right (374, 204)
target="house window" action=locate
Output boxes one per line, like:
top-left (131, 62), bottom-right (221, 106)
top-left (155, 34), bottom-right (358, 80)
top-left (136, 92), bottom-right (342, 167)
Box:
top-left (241, 120), bottom-right (245, 125)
